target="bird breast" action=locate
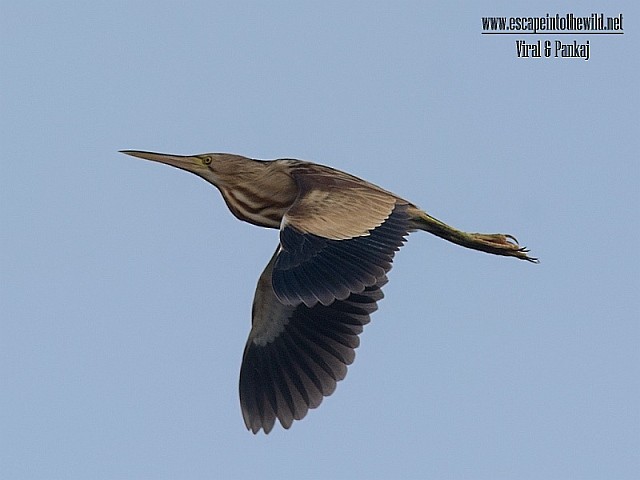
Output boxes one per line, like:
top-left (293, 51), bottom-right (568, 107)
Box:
top-left (219, 167), bottom-right (298, 229)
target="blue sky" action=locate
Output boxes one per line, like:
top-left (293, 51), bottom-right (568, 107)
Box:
top-left (2, 2), bottom-right (638, 479)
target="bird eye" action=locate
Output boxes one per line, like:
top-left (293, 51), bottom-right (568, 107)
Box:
top-left (203, 156), bottom-right (213, 165)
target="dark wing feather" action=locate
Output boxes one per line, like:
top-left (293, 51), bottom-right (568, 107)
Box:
top-left (239, 249), bottom-right (386, 434)
top-left (273, 202), bottom-right (412, 307)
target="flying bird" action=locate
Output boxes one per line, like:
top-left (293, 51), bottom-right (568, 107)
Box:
top-left (121, 150), bottom-right (537, 434)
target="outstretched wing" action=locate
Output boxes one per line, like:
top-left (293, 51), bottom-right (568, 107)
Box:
top-left (272, 170), bottom-right (413, 308)
top-left (240, 248), bottom-right (387, 434)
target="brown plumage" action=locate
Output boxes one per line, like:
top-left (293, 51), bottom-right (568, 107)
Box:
top-left (121, 150), bottom-right (537, 433)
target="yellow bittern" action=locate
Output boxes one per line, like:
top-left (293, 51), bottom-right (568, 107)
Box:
top-left (121, 150), bottom-right (537, 434)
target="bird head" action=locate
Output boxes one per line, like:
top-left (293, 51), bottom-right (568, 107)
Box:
top-left (120, 150), bottom-right (263, 190)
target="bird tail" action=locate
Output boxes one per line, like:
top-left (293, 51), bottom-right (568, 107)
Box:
top-left (409, 207), bottom-right (538, 263)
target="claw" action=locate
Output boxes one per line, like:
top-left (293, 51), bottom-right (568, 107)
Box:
top-left (504, 234), bottom-right (519, 245)
top-left (470, 232), bottom-right (538, 263)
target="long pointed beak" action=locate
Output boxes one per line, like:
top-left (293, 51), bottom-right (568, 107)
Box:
top-left (120, 150), bottom-right (205, 174)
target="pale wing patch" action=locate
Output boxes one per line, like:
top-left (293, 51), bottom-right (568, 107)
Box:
top-left (248, 253), bottom-right (294, 346)
top-left (285, 179), bottom-right (398, 240)
top-left (249, 296), bottom-right (292, 347)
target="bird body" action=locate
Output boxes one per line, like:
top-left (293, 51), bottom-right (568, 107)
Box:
top-left (121, 150), bottom-right (537, 433)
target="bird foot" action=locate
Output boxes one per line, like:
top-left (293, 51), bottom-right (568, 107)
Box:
top-left (469, 233), bottom-right (538, 263)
